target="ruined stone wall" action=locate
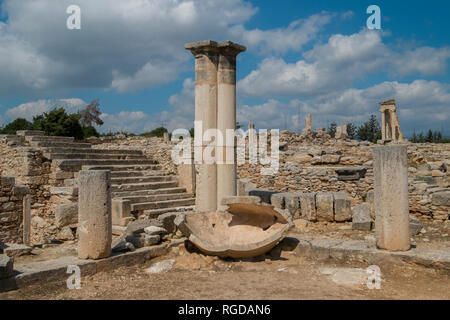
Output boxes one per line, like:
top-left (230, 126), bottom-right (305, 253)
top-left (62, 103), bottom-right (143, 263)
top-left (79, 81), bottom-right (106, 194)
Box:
top-left (0, 176), bottom-right (29, 243)
top-left (1, 138), bottom-right (52, 243)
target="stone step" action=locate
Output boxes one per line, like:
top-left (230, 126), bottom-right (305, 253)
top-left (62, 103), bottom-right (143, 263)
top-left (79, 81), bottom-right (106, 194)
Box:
top-left (142, 205), bottom-right (196, 218)
top-left (112, 187), bottom-right (187, 198)
top-left (110, 170), bottom-right (165, 178)
top-left (26, 135), bottom-right (75, 143)
top-left (41, 148), bottom-right (143, 156)
top-left (56, 159), bottom-right (158, 171)
top-left (111, 175), bottom-right (177, 185)
top-left (132, 198), bottom-right (195, 212)
top-left (45, 153), bottom-right (147, 160)
top-left (111, 181), bottom-right (178, 192)
top-left (81, 164), bottom-right (162, 171)
top-left (16, 130), bottom-right (45, 136)
top-left (30, 141), bottom-right (92, 149)
top-left (120, 192), bottom-right (194, 204)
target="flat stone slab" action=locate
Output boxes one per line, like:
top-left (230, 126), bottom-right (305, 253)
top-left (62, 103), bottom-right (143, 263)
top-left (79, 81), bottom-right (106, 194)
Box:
top-left (0, 239), bottom-right (185, 292)
top-left (292, 237), bottom-right (450, 271)
top-left (3, 244), bottom-right (33, 257)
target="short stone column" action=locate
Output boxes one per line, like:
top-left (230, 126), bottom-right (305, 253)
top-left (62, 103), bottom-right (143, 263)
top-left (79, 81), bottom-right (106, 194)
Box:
top-left (185, 41), bottom-right (219, 212)
top-left (78, 170), bottom-right (112, 259)
top-left (373, 145), bottom-right (410, 251)
top-left (216, 41), bottom-right (246, 210)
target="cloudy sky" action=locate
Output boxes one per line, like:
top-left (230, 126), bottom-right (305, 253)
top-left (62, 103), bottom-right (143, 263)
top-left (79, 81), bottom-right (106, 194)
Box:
top-left (0, 0), bottom-right (449, 136)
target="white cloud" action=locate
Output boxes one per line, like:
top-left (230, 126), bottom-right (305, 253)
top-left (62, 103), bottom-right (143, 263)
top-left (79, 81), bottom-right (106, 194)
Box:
top-left (0, 0), bottom-right (258, 96)
top-left (236, 80), bottom-right (450, 136)
top-left (101, 111), bottom-right (156, 134)
top-left (238, 30), bottom-right (450, 98)
top-left (5, 98), bottom-right (86, 121)
top-left (230, 12), bottom-right (333, 54)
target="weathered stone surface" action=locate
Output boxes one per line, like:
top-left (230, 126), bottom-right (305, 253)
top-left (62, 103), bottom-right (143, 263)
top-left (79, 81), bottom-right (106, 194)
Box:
top-left (144, 226), bottom-right (167, 236)
top-left (284, 194), bottom-right (301, 219)
top-left (316, 192), bottom-right (334, 221)
top-left (77, 170), bottom-right (112, 260)
top-left (237, 179), bottom-right (257, 197)
top-left (431, 191), bottom-right (450, 206)
top-left (3, 243), bottom-right (32, 257)
top-left (409, 216), bottom-right (423, 236)
top-left (0, 254), bottom-right (14, 279)
top-left (335, 167), bottom-right (367, 181)
top-left (333, 192), bottom-right (352, 222)
top-left (55, 203), bottom-right (78, 228)
top-left (56, 226), bottom-right (74, 241)
top-left (352, 203), bottom-right (372, 231)
top-left (374, 146), bottom-right (410, 251)
top-left (248, 189), bottom-right (278, 204)
top-left (157, 212), bottom-right (178, 233)
top-left (145, 259), bottom-right (175, 274)
top-left (299, 193), bottom-right (317, 222)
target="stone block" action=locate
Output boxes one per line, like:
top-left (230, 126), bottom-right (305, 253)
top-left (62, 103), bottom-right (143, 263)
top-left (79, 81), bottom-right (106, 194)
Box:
top-left (409, 216), bottom-right (423, 236)
top-left (333, 192), bottom-right (352, 222)
top-left (0, 254), bottom-right (14, 280)
top-left (299, 193), bottom-right (317, 222)
top-left (55, 203), bottom-right (78, 228)
top-left (144, 226), bottom-right (168, 236)
top-left (3, 244), bottom-right (32, 257)
top-left (13, 186), bottom-right (30, 199)
top-left (248, 189), bottom-right (278, 204)
top-left (431, 191), bottom-right (450, 206)
top-left (352, 203), bottom-right (372, 231)
top-left (316, 192), bottom-right (334, 221)
top-left (237, 179), bottom-right (257, 196)
top-left (157, 212), bottom-right (178, 233)
top-left (0, 177), bottom-right (15, 188)
top-left (284, 194), bottom-right (301, 219)
top-left (112, 199), bottom-right (133, 226)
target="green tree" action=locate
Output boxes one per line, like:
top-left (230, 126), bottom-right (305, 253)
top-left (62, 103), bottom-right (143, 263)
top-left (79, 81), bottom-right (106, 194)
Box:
top-left (327, 122), bottom-right (337, 138)
top-left (426, 129), bottom-right (433, 143)
top-left (357, 115), bottom-right (381, 143)
top-left (33, 108), bottom-right (84, 140)
top-left (347, 123), bottom-right (356, 140)
top-left (0, 118), bottom-right (34, 134)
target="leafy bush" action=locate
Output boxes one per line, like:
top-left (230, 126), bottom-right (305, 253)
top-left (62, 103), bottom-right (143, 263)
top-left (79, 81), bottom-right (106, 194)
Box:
top-left (140, 127), bottom-right (168, 137)
top-left (0, 118), bottom-right (34, 134)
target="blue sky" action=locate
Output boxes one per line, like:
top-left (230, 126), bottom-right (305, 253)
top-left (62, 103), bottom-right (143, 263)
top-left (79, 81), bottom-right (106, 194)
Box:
top-left (0, 0), bottom-right (449, 136)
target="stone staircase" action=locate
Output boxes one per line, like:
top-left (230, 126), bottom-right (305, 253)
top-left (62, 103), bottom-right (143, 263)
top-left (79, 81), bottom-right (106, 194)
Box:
top-left (20, 131), bottom-right (195, 225)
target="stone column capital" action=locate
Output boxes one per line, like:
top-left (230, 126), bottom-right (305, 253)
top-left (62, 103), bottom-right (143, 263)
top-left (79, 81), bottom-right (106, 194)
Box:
top-left (185, 40), bottom-right (246, 56)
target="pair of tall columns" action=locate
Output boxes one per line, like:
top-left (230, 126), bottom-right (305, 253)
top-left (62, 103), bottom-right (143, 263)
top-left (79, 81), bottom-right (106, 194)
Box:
top-left (185, 40), bottom-right (246, 212)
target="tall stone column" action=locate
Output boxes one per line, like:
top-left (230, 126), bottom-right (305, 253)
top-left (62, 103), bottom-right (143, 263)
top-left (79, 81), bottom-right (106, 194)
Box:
top-left (185, 41), bottom-right (219, 212)
top-left (78, 170), bottom-right (112, 259)
top-left (373, 146), bottom-right (410, 251)
top-left (216, 41), bottom-right (246, 210)
top-left (380, 110), bottom-right (386, 141)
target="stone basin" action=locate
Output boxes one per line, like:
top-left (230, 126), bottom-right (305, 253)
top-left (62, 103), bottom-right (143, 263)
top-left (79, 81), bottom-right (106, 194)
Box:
top-left (180, 197), bottom-right (291, 258)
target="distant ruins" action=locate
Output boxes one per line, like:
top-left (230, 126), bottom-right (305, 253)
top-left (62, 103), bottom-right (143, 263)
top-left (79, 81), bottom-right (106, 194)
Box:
top-left (379, 99), bottom-right (405, 143)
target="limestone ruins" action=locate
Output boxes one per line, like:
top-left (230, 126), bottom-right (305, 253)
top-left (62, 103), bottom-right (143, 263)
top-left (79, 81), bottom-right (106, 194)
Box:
top-left (0, 40), bottom-right (449, 293)
top-left (379, 99), bottom-right (405, 143)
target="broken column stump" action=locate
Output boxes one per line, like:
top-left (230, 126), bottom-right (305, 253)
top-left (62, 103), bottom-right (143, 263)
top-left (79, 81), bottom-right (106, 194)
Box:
top-left (78, 170), bottom-right (112, 260)
top-left (374, 145), bottom-right (410, 251)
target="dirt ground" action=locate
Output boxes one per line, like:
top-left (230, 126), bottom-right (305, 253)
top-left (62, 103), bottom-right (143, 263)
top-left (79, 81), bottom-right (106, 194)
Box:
top-left (1, 242), bottom-right (449, 300)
